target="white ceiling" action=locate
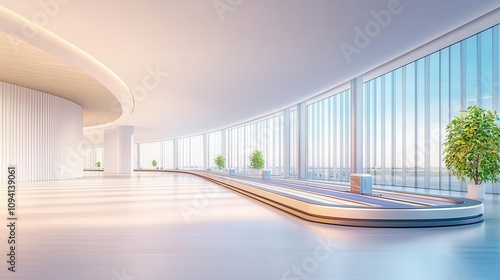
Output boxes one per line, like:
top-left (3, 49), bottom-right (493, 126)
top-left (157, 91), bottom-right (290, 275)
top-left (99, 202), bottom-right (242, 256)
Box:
top-left (0, 29), bottom-right (122, 126)
top-left (0, 0), bottom-right (499, 142)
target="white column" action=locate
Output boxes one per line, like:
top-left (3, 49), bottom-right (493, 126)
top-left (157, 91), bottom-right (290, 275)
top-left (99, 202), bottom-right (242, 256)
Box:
top-left (297, 101), bottom-right (307, 179)
top-left (173, 139), bottom-right (179, 169)
top-left (203, 133), bottom-right (209, 170)
top-left (493, 25), bottom-right (499, 194)
top-left (283, 108), bottom-right (290, 178)
top-left (351, 76), bottom-right (363, 174)
top-left (104, 126), bottom-right (134, 174)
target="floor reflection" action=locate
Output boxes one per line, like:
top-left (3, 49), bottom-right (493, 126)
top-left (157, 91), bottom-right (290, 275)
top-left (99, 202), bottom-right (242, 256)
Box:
top-left (0, 172), bottom-right (498, 280)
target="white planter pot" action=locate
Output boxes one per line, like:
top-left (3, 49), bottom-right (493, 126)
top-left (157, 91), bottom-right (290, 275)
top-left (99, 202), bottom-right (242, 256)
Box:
top-left (467, 184), bottom-right (485, 200)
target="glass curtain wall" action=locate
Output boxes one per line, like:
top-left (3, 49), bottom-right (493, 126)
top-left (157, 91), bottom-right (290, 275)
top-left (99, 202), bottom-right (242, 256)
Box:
top-left (83, 146), bottom-right (103, 169)
top-left (136, 140), bottom-right (174, 169)
top-left (226, 114), bottom-right (283, 175)
top-left (363, 24), bottom-right (499, 193)
top-left (178, 135), bottom-right (204, 170)
top-left (306, 90), bottom-right (351, 182)
top-left (207, 131), bottom-right (222, 170)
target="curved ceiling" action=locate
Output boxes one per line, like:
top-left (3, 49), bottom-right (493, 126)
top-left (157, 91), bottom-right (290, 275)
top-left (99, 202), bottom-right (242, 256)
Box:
top-left (0, 0), bottom-right (499, 142)
top-left (0, 29), bottom-right (122, 126)
top-left (0, 4), bottom-right (134, 128)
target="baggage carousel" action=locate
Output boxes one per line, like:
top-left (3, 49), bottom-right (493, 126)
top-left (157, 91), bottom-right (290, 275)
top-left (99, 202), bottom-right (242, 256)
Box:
top-left (139, 170), bottom-right (484, 227)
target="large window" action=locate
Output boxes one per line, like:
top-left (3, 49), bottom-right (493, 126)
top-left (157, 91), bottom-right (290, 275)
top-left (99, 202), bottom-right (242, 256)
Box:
top-left (136, 140), bottom-right (174, 169)
top-left (307, 90), bottom-right (350, 182)
top-left (207, 131), bottom-right (222, 170)
top-left (178, 135), bottom-right (204, 170)
top-left (289, 109), bottom-right (298, 178)
top-left (226, 114), bottom-right (283, 175)
top-left (83, 146), bottom-right (103, 170)
top-left (363, 24), bottom-right (500, 193)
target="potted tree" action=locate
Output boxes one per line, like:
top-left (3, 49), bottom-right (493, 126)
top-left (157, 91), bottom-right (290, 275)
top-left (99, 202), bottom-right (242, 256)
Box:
top-left (249, 150), bottom-right (268, 179)
top-left (443, 105), bottom-right (500, 199)
top-left (152, 160), bottom-right (158, 169)
top-left (95, 161), bottom-right (101, 170)
top-left (214, 154), bottom-right (225, 171)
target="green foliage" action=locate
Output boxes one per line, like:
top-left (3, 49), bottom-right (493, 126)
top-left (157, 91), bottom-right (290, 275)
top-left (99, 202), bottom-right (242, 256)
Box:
top-left (152, 160), bottom-right (158, 168)
top-left (214, 154), bottom-right (225, 170)
top-left (443, 105), bottom-right (500, 185)
top-left (248, 150), bottom-right (265, 171)
top-left (95, 161), bottom-right (101, 168)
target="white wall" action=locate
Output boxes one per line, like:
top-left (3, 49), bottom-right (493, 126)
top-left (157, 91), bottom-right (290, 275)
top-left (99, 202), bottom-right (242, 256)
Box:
top-left (0, 81), bottom-right (83, 181)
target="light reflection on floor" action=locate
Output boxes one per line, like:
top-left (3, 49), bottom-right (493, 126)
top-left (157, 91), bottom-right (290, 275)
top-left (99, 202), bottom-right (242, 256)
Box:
top-left (0, 172), bottom-right (499, 280)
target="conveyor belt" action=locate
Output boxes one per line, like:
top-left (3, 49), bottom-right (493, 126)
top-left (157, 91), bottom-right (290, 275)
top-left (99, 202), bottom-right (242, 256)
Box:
top-left (137, 170), bottom-right (484, 227)
top-left (226, 175), bottom-right (440, 208)
top-left (241, 175), bottom-right (460, 207)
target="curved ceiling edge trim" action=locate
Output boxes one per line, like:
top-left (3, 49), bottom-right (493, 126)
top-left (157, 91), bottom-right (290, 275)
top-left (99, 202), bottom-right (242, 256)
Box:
top-left (0, 5), bottom-right (135, 129)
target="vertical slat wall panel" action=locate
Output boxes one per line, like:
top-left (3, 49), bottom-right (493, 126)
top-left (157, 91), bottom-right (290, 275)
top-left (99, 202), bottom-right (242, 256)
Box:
top-left (0, 81), bottom-right (83, 182)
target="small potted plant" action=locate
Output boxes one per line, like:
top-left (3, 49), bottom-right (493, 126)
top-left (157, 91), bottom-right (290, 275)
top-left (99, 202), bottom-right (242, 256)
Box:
top-left (95, 161), bottom-right (101, 170)
top-left (214, 154), bottom-right (225, 171)
top-left (443, 105), bottom-right (500, 199)
top-left (152, 160), bottom-right (158, 169)
top-left (249, 150), bottom-right (268, 179)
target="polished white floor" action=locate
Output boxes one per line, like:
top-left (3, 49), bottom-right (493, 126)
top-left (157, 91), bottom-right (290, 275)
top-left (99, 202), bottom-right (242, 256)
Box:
top-left (0, 172), bottom-right (499, 280)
